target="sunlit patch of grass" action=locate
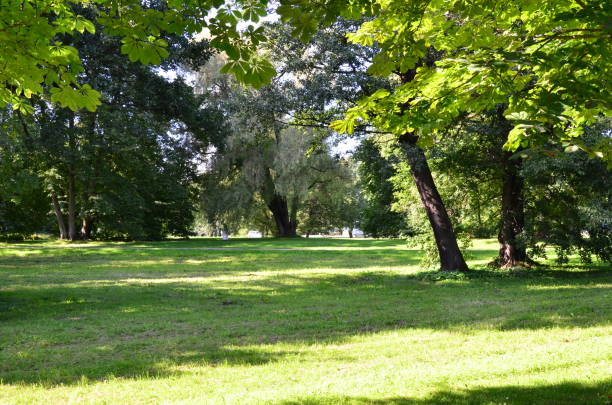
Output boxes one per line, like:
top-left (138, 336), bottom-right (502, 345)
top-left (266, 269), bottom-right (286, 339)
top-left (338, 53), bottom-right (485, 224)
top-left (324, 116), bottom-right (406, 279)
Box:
top-left (0, 238), bottom-right (610, 404)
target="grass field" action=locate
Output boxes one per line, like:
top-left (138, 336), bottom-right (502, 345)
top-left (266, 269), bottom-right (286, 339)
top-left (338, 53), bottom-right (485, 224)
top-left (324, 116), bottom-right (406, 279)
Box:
top-left (0, 238), bottom-right (610, 404)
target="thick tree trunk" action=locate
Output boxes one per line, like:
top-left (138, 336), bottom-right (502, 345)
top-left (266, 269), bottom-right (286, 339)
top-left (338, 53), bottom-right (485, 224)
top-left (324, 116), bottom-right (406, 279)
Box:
top-left (262, 166), bottom-right (298, 237)
top-left (50, 192), bottom-right (68, 240)
top-left (348, 228), bottom-right (353, 238)
top-left (67, 173), bottom-right (77, 241)
top-left (400, 135), bottom-right (468, 271)
top-left (81, 217), bottom-right (94, 240)
top-left (497, 152), bottom-right (527, 267)
top-left (267, 194), bottom-right (297, 237)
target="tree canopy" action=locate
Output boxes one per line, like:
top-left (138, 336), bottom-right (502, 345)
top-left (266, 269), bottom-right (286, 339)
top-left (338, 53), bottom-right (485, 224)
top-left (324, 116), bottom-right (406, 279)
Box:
top-left (273, 0), bottom-right (612, 161)
top-left (1, 0), bottom-right (275, 111)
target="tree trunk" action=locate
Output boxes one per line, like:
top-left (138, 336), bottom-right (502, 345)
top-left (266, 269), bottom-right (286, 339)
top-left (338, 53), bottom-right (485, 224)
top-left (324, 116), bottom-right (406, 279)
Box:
top-left (67, 173), bottom-right (77, 241)
top-left (497, 151), bottom-right (527, 267)
top-left (51, 192), bottom-right (68, 240)
top-left (400, 135), bottom-right (468, 271)
top-left (81, 217), bottom-right (94, 240)
top-left (267, 194), bottom-right (297, 237)
top-left (348, 228), bottom-right (353, 238)
top-left (262, 166), bottom-right (298, 237)
top-left (67, 114), bottom-right (78, 241)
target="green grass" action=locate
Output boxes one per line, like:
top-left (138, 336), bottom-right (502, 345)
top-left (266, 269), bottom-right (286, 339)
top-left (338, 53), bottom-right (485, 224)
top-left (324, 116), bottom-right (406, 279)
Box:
top-left (0, 238), bottom-right (610, 404)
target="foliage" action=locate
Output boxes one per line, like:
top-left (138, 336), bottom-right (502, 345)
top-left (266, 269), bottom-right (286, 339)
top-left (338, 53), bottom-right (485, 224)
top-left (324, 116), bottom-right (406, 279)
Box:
top-left (282, 0), bottom-right (612, 161)
top-left (1, 0), bottom-right (276, 111)
top-left (393, 110), bottom-right (611, 266)
top-left (521, 121), bottom-right (612, 264)
top-left (0, 109), bottom-right (52, 236)
top-left (0, 25), bottom-right (217, 240)
top-left (297, 158), bottom-right (363, 236)
top-left (195, 20), bottom-right (384, 236)
top-left (353, 138), bottom-right (410, 238)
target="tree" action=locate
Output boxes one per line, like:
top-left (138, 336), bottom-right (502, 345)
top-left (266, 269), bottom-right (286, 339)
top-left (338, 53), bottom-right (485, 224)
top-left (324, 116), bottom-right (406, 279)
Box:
top-left (521, 120), bottom-right (612, 264)
top-left (297, 157), bottom-right (363, 237)
top-left (354, 138), bottom-right (410, 238)
top-left (275, 0), bottom-right (610, 270)
top-left (266, 19), bottom-right (467, 268)
top-left (195, 20), bottom-right (386, 237)
top-left (403, 112), bottom-right (611, 267)
top-left (0, 109), bottom-right (50, 238)
top-left (428, 107), bottom-right (532, 267)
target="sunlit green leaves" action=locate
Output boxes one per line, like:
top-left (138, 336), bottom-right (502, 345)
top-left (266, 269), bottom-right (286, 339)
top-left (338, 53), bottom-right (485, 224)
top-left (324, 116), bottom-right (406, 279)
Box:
top-left (220, 55), bottom-right (276, 88)
top-left (121, 37), bottom-right (169, 65)
top-left (49, 84), bottom-right (101, 112)
top-left (287, 0), bottom-right (611, 161)
top-left (1, 0), bottom-right (278, 112)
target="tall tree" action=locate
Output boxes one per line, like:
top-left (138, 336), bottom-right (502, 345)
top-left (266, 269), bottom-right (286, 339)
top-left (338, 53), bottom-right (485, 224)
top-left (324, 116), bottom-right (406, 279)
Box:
top-left (275, 0), bottom-right (610, 269)
top-left (6, 22), bottom-right (218, 240)
top-left (426, 109), bottom-right (530, 267)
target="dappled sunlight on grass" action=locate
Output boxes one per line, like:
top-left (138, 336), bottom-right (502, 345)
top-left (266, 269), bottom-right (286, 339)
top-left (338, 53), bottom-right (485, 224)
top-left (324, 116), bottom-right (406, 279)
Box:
top-left (0, 238), bottom-right (610, 403)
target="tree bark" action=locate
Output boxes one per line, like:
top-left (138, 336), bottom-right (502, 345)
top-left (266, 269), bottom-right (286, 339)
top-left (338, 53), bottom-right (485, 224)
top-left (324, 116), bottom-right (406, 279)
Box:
top-left (50, 192), bottom-right (68, 240)
top-left (67, 173), bottom-right (77, 241)
top-left (348, 228), bottom-right (353, 238)
top-left (81, 217), bottom-right (94, 240)
top-left (262, 166), bottom-right (298, 237)
top-left (267, 193), bottom-right (298, 237)
top-left (399, 134), bottom-right (468, 271)
top-left (497, 151), bottom-right (527, 267)
top-left (67, 114), bottom-right (78, 241)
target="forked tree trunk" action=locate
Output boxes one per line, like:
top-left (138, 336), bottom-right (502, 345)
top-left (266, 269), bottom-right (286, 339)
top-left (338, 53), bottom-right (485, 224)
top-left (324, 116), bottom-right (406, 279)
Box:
top-left (51, 192), bottom-right (68, 240)
top-left (267, 194), bottom-right (297, 237)
top-left (400, 134), bottom-right (468, 271)
top-left (497, 151), bottom-right (527, 267)
top-left (262, 166), bottom-right (298, 237)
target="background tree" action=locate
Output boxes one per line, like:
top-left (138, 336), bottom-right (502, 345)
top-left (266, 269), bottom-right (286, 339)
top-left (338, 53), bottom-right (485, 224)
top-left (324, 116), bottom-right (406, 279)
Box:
top-left (0, 23), bottom-right (219, 240)
top-left (195, 19), bottom-right (386, 237)
top-left (521, 120), bottom-right (612, 264)
top-left (0, 109), bottom-right (50, 239)
top-left (354, 138), bottom-right (410, 238)
top-left (297, 157), bottom-right (363, 237)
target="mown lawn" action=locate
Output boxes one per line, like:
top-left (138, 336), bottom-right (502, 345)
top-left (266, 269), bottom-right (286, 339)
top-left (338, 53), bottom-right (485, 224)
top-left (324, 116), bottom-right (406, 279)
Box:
top-left (0, 238), bottom-right (610, 404)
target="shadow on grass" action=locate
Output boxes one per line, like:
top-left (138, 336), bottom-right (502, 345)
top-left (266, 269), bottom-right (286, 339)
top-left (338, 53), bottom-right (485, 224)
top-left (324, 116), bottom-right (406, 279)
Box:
top-left (0, 263), bottom-right (610, 386)
top-left (275, 380), bottom-right (612, 404)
